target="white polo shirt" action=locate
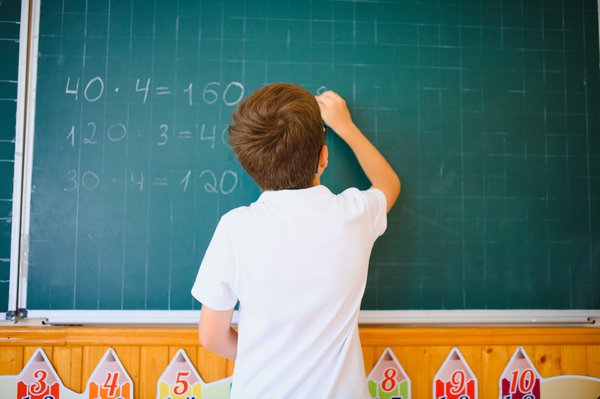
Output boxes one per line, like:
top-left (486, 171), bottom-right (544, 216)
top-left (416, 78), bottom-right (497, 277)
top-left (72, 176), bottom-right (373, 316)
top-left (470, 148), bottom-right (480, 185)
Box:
top-left (191, 185), bottom-right (387, 398)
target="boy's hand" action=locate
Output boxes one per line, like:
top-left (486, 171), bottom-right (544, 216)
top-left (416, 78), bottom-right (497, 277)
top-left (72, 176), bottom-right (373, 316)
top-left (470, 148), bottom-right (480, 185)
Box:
top-left (315, 91), bottom-right (354, 138)
top-left (315, 90), bottom-right (400, 213)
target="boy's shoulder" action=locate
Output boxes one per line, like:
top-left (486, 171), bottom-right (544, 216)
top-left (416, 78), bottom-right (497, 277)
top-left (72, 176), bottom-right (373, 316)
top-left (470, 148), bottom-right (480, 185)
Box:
top-left (219, 203), bottom-right (253, 223)
top-left (221, 186), bottom-right (385, 220)
top-left (216, 186), bottom-right (387, 240)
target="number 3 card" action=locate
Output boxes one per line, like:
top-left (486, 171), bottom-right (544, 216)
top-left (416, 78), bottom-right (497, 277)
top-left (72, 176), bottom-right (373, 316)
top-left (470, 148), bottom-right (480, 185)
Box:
top-left (16, 349), bottom-right (61, 399)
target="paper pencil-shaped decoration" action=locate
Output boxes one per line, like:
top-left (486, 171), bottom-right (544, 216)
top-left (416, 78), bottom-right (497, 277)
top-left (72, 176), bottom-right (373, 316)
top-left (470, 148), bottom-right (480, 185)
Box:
top-left (499, 347), bottom-right (541, 399)
top-left (157, 350), bottom-right (202, 399)
top-left (367, 348), bottom-right (410, 399)
top-left (17, 349), bottom-right (62, 399)
top-left (433, 348), bottom-right (478, 399)
top-left (200, 375), bottom-right (232, 399)
top-left (85, 348), bottom-right (132, 399)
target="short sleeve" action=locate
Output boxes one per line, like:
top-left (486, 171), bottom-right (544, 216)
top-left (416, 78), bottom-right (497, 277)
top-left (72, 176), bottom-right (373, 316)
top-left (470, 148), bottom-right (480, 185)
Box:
top-left (191, 217), bottom-right (238, 310)
top-left (363, 188), bottom-right (388, 238)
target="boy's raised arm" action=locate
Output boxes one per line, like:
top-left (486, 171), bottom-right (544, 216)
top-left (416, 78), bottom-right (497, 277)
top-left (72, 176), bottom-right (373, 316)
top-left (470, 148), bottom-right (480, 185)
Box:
top-left (316, 91), bottom-right (400, 212)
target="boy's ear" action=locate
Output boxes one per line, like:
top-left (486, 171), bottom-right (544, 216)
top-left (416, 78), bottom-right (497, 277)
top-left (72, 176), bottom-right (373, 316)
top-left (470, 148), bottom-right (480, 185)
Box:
top-left (319, 144), bottom-right (328, 170)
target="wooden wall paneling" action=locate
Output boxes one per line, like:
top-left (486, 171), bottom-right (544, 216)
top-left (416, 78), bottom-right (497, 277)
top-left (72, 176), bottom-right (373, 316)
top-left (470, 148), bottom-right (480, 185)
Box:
top-left (459, 345), bottom-right (482, 372)
top-left (197, 346), bottom-right (229, 383)
top-left (0, 346), bottom-right (22, 374)
top-left (482, 345), bottom-right (509, 399)
top-left (561, 345), bottom-right (587, 375)
top-left (0, 328), bottom-right (67, 347)
top-left (393, 345), bottom-right (428, 399)
top-left (534, 345), bottom-right (562, 378)
top-left (23, 346), bottom-right (53, 363)
top-left (587, 345), bottom-right (600, 377)
top-left (361, 345), bottom-right (377, 375)
top-left (139, 346), bottom-right (169, 399)
top-left (70, 346), bottom-right (83, 392)
top-left (169, 345), bottom-right (198, 365)
top-left (52, 346), bottom-right (83, 392)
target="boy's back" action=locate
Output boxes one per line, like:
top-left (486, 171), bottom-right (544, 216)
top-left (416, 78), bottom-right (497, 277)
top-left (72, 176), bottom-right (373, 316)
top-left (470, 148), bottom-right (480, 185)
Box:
top-left (191, 83), bottom-right (400, 398)
top-left (193, 185), bottom-right (386, 397)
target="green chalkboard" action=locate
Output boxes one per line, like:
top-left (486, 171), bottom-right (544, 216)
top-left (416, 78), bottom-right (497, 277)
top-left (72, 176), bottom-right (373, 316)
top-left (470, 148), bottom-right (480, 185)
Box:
top-left (0, 0), bottom-right (21, 313)
top-left (27, 0), bottom-right (600, 312)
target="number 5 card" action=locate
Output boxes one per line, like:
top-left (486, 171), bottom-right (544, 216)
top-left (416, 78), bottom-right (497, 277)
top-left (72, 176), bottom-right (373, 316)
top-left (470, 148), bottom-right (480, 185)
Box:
top-left (157, 350), bottom-right (202, 399)
top-left (156, 349), bottom-right (232, 399)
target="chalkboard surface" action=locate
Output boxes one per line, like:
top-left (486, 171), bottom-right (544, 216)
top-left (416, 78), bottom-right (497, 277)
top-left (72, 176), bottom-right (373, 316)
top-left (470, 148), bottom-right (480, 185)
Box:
top-left (27, 0), bottom-right (600, 312)
top-left (0, 0), bottom-right (21, 313)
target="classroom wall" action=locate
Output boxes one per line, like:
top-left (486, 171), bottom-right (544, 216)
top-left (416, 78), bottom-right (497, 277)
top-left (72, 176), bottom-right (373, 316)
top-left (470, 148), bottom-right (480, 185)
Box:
top-left (1, 326), bottom-right (599, 398)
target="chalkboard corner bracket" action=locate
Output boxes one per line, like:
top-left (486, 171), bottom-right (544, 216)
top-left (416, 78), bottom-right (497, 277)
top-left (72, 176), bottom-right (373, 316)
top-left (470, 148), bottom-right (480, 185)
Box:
top-left (2, 309), bottom-right (47, 326)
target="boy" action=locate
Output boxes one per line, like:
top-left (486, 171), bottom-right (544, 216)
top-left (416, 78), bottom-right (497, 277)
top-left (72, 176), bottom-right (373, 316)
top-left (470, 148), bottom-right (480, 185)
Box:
top-left (191, 83), bottom-right (400, 398)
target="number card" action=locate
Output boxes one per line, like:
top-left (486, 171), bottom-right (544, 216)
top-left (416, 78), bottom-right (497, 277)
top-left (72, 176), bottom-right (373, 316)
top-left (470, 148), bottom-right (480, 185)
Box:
top-left (433, 348), bottom-right (477, 399)
top-left (367, 348), bottom-right (410, 399)
top-left (16, 349), bottom-right (61, 399)
top-left (157, 350), bottom-right (202, 399)
top-left (156, 349), bottom-right (232, 399)
top-left (85, 349), bottom-right (132, 399)
top-left (499, 347), bottom-right (541, 399)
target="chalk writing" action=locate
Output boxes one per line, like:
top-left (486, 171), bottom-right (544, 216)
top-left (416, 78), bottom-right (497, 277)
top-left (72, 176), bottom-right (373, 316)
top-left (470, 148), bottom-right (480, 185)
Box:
top-left (65, 77), bottom-right (244, 107)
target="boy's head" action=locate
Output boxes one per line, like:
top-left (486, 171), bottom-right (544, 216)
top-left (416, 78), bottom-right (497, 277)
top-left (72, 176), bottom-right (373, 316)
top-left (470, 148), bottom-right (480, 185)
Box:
top-left (228, 83), bottom-right (325, 191)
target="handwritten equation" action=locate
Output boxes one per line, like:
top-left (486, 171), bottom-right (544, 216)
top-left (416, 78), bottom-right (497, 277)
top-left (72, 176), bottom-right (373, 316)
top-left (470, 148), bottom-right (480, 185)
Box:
top-left (65, 122), bottom-right (229, 149)
top-left (60, 76), bottom-right (247, 196)
top-left (65, 76), bottom-right (245, 107)
top-left (62, 168), bottom-right (238, 195)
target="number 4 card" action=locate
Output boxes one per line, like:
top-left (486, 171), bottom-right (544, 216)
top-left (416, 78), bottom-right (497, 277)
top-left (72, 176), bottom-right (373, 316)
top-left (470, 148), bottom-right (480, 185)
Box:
top-left (85, 349), bottom-right (132, 399)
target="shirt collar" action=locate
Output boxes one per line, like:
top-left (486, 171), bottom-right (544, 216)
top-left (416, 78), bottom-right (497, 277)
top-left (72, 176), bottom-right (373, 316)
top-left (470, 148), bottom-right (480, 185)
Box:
top-left (257, 185), bottom-right (333, 205)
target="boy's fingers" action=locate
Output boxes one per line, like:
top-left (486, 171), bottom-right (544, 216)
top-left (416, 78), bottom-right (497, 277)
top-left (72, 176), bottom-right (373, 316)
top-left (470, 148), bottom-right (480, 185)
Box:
top-left (315, 98), bottom-right (327, 109)
top-left (318, 91), bottom-right (346, 108)
top-left (315, 98), bottom-right (331, 110)
top-left (316, 92), bottom-right (339, 105)
top-left (317, 90), bottom-right (335, 99)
